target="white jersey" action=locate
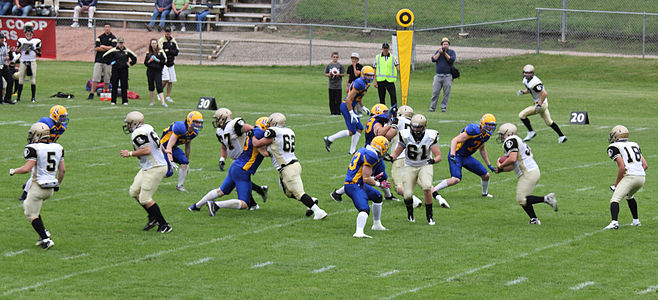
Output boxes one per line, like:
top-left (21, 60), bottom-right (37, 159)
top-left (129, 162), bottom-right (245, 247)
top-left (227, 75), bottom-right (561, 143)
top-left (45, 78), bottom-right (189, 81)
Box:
top-left (502, 135), bottom-right (539, 177)
top-left (522, 75), bottom-right (548, 105)
top-left (608, 141), bottom-right (645, 176)
top-left (131, 124), bottom-right (167, 170)
top-left (264, 127), bottom-right (298, 171)
top-left (398, 128), bottom-right (439, 167)
top-left (24, 142), bottom-right (64, 188)
top-left (215, 117), bottom-right (246, 160)
top-left (17, 37), bottom-right (41, 62)
top-left (391, 116), bottom-right (412, 160)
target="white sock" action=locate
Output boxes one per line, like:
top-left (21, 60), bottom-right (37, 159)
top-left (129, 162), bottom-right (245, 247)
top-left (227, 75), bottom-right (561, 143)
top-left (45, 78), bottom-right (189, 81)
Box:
top-left (349, 132), bottom-right (361, 154)
top-left (196, 189), bottom-right (218, 208)
top-left (216, 199), bottom-right (243, 209)
top-left (434, 179), bottom-right (448, 191)
top-left (355, 211), bottom-right (368, 234)
top-left (336, 186), bottom-right (345, 195)
top-left (328, 130), bottom-right (350, 142)
top-left (481, 179), bottom-right (490, 195)
top-left (372, 202), bottom-right (382, 222)
top-left (177, 164), bottom-right (189, 187)
top-left (382, 187), bottom-right (392, 198)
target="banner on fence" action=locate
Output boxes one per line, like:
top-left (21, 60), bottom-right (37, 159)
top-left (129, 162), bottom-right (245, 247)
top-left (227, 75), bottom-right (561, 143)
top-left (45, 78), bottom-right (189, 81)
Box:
top-left (0, 17), bottom-right (56, 59)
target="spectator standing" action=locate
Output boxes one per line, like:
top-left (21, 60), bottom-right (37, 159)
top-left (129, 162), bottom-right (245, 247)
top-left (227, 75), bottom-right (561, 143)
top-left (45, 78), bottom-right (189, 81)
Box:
top-left (0, 33), bottom-right (15, 104)
top-left (169, 0), bottom-right (190, 31)
top-left (144, 39), bottom-right (167, 107)
top-left (88, 23), bottom-right (116, 100)
top-left (373, 42), bottom-right (399, 109)
top-left (0, 0), bottom-right (13, 15)
top-left (158, 27), bottom-right (178, 103)
top-left (71, 0), bottom-right (97, 28)
top-left (429, 37), bottom-right (456, 112)
top-left (146, 0), bottom-right (172, 32)
top-left (102, 37), bottom-right (137, 105)
top-left (11, 0), bottom-right (34, 16)
top-left (324, 52), bottom-right (344, 115)
top-left (345, 52), bottom-right (362, 91)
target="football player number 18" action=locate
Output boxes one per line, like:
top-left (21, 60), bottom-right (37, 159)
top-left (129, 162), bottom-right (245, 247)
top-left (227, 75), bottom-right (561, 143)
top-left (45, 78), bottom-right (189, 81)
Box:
top-left (197, 97), bottom-right (217, 111)
top-left (569, 111), bottom-right (589, 124)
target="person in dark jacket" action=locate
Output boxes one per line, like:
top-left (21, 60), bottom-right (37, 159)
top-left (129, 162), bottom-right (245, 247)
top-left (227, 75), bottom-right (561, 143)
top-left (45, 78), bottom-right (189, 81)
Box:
top-left (102, 37), bottom-right (137, 105)
top-left (158, 27), bottom-right (178, 103)
top-left (144, 38), bottom-right (167, 107)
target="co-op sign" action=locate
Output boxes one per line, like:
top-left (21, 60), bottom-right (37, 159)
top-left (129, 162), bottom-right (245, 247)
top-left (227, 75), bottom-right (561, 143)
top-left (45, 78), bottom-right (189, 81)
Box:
top-left (0, 17), bottom-right (56, 59)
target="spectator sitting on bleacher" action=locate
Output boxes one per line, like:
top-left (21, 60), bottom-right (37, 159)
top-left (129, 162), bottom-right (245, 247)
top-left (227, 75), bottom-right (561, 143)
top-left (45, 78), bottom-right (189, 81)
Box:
top-left (0, 0), bottom-right (13, 16)
top-left (12, 0), bottom-right (34, 16)
top-left (170, 0), bottom-right (190, 32)
top-left (195, 1), bottom-right (212, 32)
top-left (146, 0), bottom-right (173, 32)
top-left (71, 0), bottom-right (97, 29)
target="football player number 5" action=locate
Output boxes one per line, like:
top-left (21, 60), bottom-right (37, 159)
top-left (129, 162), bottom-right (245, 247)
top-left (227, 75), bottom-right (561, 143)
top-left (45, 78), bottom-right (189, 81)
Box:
top-left (46, 152), bottom-right (57, 171)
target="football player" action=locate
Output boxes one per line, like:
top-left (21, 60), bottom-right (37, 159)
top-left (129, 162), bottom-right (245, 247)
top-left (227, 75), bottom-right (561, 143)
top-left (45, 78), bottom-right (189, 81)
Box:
top-left (431, 113), bottom-right (497, 199)
top-left (15, 22), bottom-right (41, 103)
top-left (344, 136), bottom-right (390, 238)
top-left (495, 123), bottom-right (558, 225)
top-left (323, 66), bottom-right (375, 155)
top-left (19, 105), bottom-right (69, 201)
top-left (391, 114), bottom-right (445, 225)
top-left (251, 113), bottom-right (328, 220)
top-left (120, 111), bottom-right (172, 233)
top-left (516, 64), bottom-right (567, 143)
top-left (603, 125), bottom-right (647, 230)
top-left (213, 107), bottom-right (268, 207)
top-left (191, 117), bottom-right (270, 215)
top-left (9, 123), bottom-right (66, 249)
top-left (160, 111), bottom-right (204, 192)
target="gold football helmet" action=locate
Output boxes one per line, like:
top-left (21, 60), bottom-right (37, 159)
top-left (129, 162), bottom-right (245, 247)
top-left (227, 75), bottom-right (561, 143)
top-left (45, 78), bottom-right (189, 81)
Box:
top-left (255, 117), bottom-right (270, 131)
top-left (49, 105), bottom-right (69, 124)
top-left (397, 105), bottom-right (414, 119)
top-left (123, 111), bottom-right (144, 134)
top-left (370, 104), bottom-right (389, 116)
top-left (361, 66), bottom-right (375, 83)
top-left (186, 111), bottom-right (204, 131)
top-left (269, 113), bottom-right (286, 128)
top-left (28, 122), bottom-right (50, 143)
top-left (410, 114), bottom-right (427, 140)
top-left (480, 113), bottom-right (497, 135)
top-left (609, 125), bottom-right (629, 143)
top-left (370, 136), bottom-right (389, 156)
top-left (213, 108), bottom-right (232, 129)
top-left (497, 123), bottom-right (518, 143)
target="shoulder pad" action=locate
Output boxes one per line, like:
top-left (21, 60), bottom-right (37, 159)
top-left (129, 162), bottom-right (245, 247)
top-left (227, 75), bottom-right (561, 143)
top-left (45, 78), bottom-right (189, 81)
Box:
top-left (24, 146), bottom-right (37, 159)
top-left (263, 128), bottom-right (276, 139)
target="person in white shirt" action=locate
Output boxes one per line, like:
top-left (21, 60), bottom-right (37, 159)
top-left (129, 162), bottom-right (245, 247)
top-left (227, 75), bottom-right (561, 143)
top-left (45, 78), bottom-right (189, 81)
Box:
top-left (15, 22), bottom-right (41, 103)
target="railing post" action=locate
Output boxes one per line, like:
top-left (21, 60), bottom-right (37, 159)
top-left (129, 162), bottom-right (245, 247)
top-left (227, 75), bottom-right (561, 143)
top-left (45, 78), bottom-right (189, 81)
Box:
top-left (560, 0), bottom-right (567, 42)
top-left (199, 21), bottom-right (203, 65)
top-left (364, 0), bottom-right (368, 28)
top-left (460, 0), bottom-right (464, 34)
top-left (642, 12), bottom-right (646, 58)
top-left (309, 25), bottom-right (312, 66)
top-left (271, 0), bottom-right (275, 23)
top-left (536, 9), bottom-right (541, 54)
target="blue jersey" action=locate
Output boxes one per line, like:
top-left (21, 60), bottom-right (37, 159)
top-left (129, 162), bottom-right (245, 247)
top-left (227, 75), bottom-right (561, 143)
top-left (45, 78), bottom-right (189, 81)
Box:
top-left (364, 114), bottom-right (389, 146)
top-left (344, 147), bottom-right (381, 185)
top-left (161, 121), bottom-right (198, 148)
top-left (343, 77), bottom-right (370, 109)
top-left (454, 123), bottom-right (491, 157)
top-left (233, 128), bottom-right (265, 175)
top-left (38, 117), bottom-right (66, 143)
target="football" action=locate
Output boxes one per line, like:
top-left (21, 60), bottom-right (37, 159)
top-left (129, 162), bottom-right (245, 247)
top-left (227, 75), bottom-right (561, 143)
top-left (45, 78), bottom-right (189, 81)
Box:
top-left (498, 155), bottom-right (509, 164)
top-left (330, 67), bottom-right (339, 77)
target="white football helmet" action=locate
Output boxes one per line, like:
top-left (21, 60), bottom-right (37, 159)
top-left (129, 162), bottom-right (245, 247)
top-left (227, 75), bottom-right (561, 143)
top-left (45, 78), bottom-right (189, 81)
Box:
top-left (497, 123), bottom-right (518, 143)
top-left (269, 112), bottom-right (286, 127)
top-left (609, 125), bottom-right (629, 143)
top-left (213, 108), bottom-right (232, 129)
top-left (28, 122), bottom-right (50, 143)
top-left (410, 114), bottom-right (427, 141)
top-left (397, 105), bottom-right (414, 119)
top-left (123, 111), bottom-right (144, 134)
top-left (523, 64), bottom-right (535, 79)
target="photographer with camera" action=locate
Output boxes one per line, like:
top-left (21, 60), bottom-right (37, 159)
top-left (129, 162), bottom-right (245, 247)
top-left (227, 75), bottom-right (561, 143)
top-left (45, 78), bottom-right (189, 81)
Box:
top-left (429, 37), bottom-right (456, 113)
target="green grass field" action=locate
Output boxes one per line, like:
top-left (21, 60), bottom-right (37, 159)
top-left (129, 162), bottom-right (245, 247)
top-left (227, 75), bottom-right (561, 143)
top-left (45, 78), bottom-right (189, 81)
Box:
top-left (1, 55), bottom-right (657, 298)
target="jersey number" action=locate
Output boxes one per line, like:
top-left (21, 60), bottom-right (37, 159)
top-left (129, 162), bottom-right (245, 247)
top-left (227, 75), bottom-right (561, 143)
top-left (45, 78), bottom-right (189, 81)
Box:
top-left (407, 145), bottom-right (429, 160)
top-left (348, 152), bottom-right (362, 171)
top-left (223, 133), bottom-right (234, 150)
top-left (624, 146), bottom-right (641, 163)
top-left (150, 132), bottom-right (161, 147)
top-left (282, 134), bottom-right (295, 152)
top-left (46, 152), bottom-right (56, 172)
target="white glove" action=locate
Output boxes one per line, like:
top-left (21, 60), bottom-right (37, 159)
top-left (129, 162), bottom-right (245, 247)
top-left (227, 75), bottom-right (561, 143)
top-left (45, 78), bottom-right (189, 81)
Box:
top-left (349, 110), bottom-right (359, 123)
top-left (9, 168), bottom-right (15, 176)
top-left (517, 90), bottom-right (524, 96)
top-left (610, 185), bottom-right (616, 192)
top-left (534, 105), bottom-right (542, 113)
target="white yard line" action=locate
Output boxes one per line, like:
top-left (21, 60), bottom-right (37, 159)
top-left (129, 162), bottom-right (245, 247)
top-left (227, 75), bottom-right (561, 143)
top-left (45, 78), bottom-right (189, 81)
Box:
top-left (575, 186), bottom-right (595, 192)
top-left (251, 261), bottom-right (273, 268)
top-left (185, 257), bottom-right (213, 266)
top-left (569, 281), bottom-right (595, 290)
top-left (637, 285), bottom-right (658, 294)
top-left (311, 265), bottom-right (335, 273)
top-left (61, 253), bottom-right (89, 260)
top-left (505, 277), bottom-right (527, 286)
top-left (3, 249), bottom-right (28, 257)
top-left (379, 270), bottom-right (399, 277)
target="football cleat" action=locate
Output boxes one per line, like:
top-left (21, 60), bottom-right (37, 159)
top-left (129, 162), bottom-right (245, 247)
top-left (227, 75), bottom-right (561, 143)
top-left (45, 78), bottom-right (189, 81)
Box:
top-left (371, 223), bottom-right (387, 231)
top-left (188, 203), bottom-right (200, 211)
top-left (529, 218), bottom-right (541, 225)
top-left (384, 195), bottom-right (400, 202)
top-left (631, 220), bottom-right (642, 226)
top-left (248, 204), bottom-right (260, 211)
top-left (40, 238), bottom-right (54, 250)
top-left (176, 185), bottom-right (187, 192)
top-left (166, 96), bottom-right (174, 103)
top-left (523, 131), bottom-right (536, 142)
top-left (142, 218), bottom-right (159, 231)
top-left (603, 221), bottom-right (619, 230)
top-left (544, 193), bottom-right (558, 211)
top-left (306, 198), bottom-right (319, 217)
top-left (330, 190), bottom-right (342, 202)
top-left (323, 136), bottom-right (332, 152)
top-left (35, 229), bottom-right (52, 246)
top-left (157, 224), bottom-right (173, 233)
top-left (352, 232), bottom-right (372, 238)
top-left (260, 185), bottom-right (268, 202)
top-left (407, 214), bottom-right (415, 223)
top-left (313, 209), bottom-right (328, 220)
top-left (558, 136), bottom-right (568, 144)
top-left (427, 217), bottom-right (436, 226)
top-left (436, 194), bottom-right (450, 208)
top-left (482, 193), bottom-right (494, 198)
top-left (207, 201), bottom-right (217, 216)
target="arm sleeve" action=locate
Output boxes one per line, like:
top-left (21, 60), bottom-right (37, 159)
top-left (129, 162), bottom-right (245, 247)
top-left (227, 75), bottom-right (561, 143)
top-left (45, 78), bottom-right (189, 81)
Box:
top-left (503, 138), bottom-right (519, 154)
top-left (133, 134), bottom-right (149, 148)
top-left (233, 119), bottom-right (245, 136)
top-left (24, 146), bottom-right (37, 160)
top-left (263, 128), bottom-right (276, 139)
top-left (607, 145), bottom-right (621, 160)
top-left (531, 84), bottom-right (544, 93)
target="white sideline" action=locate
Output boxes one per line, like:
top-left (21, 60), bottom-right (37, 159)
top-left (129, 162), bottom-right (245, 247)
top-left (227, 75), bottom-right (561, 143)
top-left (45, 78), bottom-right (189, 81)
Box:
top-left (1, 209), bottom-right (353, 296)
top-left (569, 281), bottom-right (595, 290)
top-left (185, 257), bottom-right (213, 266)
top-left (505, 277), bottom-right (527, 286)
top-left (61, 253), bottom-right (89, 260)
top-left (3, 249), bottom-right (28, 257)
top-left (637, 285), bottom-right (658, 294)
top-left (251, 261), bottom-right (273, 268)
top-left (379, 270), bottom-right (399, 277)
top-left (575, 186), bottom-right (595, 192)
top-left (311, 265), bottom-right (335, 273)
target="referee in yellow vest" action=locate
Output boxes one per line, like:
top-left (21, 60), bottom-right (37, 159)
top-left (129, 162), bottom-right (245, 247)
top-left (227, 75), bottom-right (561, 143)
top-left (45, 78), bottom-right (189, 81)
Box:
top-left (373, 42), bottom-right (399, 108)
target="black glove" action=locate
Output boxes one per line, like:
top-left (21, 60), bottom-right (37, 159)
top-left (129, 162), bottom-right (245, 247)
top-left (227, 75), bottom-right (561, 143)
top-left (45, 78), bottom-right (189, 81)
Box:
top-left (54, 186), bottom-right (59, 192)
top-left (383, 153), bottom-right (393, 162)
top-left (219, 160), bottom-right (225, 171)
top-left (427, 158), bottom-right (435, 165)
